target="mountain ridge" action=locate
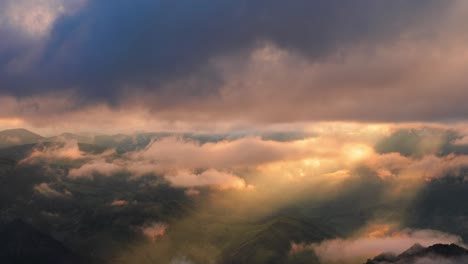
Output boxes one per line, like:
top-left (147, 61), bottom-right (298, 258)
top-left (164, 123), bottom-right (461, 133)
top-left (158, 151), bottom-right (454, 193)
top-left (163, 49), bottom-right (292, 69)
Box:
top-left (365, 243), bottom-right (468, 264)
top-left (0, 128), bottom-right (44, 148)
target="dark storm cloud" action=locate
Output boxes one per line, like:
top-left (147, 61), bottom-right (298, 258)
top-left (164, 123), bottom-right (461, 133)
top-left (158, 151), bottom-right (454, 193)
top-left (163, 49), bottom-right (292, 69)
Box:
top-left (0, 0), bottom-right (447, 103)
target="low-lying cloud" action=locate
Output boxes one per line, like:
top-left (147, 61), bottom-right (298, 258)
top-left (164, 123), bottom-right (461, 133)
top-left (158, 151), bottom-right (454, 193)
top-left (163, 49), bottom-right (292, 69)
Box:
top-left (68, 158), bottom-right (122, 179)
top-left (21, 140), bottom-right (84, 163)
top-left (15, 124), bottom-right (468, 196)
top-left (141, 222), bottom-right (168, 242)
top-left (166, 169), bottom-right (250, 190)
top-left (33, 182), bottom-right (72, 198)
top-left (295, 229), bottom-right (463, 264)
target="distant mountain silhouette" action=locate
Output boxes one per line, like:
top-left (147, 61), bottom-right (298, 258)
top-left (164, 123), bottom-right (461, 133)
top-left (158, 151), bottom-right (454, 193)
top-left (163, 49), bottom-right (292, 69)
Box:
top-left (0, 129), bottom-right (44, 148)
top-left (0, 219), bottom-right (90, 264)
top-left (48, 133), bottom-right (94, 144)
top-left (365, 243), bottom-right (468, 264)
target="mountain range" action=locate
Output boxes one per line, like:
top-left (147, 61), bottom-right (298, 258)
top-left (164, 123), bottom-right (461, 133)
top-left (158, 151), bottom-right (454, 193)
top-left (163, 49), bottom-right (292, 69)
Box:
top-left (366, 243), bottom-right (468, 264)
top-left (0, 129), bottom-right (44, 149)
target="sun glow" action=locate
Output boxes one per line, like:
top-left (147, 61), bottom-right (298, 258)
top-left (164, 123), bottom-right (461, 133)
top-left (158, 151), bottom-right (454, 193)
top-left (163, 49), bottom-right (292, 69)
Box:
top-left (0, 118), bottom-right (24, 127)
top-left (343, 143), bottom-right (374, 163)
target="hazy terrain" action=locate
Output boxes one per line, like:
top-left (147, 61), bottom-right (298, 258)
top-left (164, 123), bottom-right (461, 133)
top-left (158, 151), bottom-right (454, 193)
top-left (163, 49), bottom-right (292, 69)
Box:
top-left (1, 127), bottom-right (468, 264)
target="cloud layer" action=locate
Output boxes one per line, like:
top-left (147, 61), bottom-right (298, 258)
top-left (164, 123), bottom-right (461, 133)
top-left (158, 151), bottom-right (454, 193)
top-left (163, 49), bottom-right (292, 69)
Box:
top-left (15, 124), bottom-right (468, 200)
top-left (304, 229), bottom-right (463, 264)
top-left (1, 1), bottom-right (468, 129)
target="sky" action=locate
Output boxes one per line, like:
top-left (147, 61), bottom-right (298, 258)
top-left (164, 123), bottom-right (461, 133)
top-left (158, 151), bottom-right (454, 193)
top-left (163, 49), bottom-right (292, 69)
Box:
top-left (1, 0), bottom-right (468, 134)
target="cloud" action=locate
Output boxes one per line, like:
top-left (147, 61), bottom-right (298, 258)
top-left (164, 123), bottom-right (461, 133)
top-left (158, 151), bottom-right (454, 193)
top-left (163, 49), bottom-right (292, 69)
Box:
top-left (22, 124), bottom-right (468, 197)
top-left (5, 30), bottom-right (468, 127)
top-left (33, 182), bottom-right (72, 198)
top-left (127, 136), bottom-right (316, 169)
top-left (184, 189), bottom-right (200, 196)
top-left (0, 0), bottom-right (86, 74)
top-left (166, 169), bottom-right (250, 190)
top-left (54, 124), bottom-right (468, 192)
top-left (64, 132), bottom-right (377, 190)
top-left (21, 140), bottom-right (84, 163)
top-left (0, 0), bottom-right (446, 95)
top-left (3, 1), bottom-right (468, 126)
top-left (67, 157), bottom-right (250, 190)
top-left (110, 200), bottom-right (128, 206)
top-left (61, 137), bottom-right (257, 189)
top-left (366, 152), bottom-right (468, 181)
top-left (298, 229), bottom-right (463, 264)
top-left (0, 0), bottom-right (85, 37)
top-left (367, 244), bottom-right (468, 264)
top-left (19, 138), bottom-right (116, 164)
top-left (1, 0), bottom-right (62, 38)
top-left (452, 136), bottom-right (468, 146)
top-left (68, 158), bottom-right (122, 179)
top-left (141, 222), bottom-right (168, 242)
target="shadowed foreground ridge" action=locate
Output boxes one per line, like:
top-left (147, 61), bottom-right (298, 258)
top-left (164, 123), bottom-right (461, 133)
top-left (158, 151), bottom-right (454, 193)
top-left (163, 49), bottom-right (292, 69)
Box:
top-left (366, 243), bottom-right (468, 264)
top-left (0, 219), bottom-right (94, 264)
top-left (221, 213), bottom-right (337, 264)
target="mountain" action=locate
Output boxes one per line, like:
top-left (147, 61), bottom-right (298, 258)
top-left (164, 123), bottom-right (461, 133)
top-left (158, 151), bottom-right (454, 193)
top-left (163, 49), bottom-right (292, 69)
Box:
top-left (221, 214), bottom-right (337, 264)
top-left (365, 243), bottom-right (468, 264)
top-left (0, 129), bottom-right (44, 148)
top-left (48, 133), bottom-right (94, 144)
top-left (0, 219), bottom-right (92, 264)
